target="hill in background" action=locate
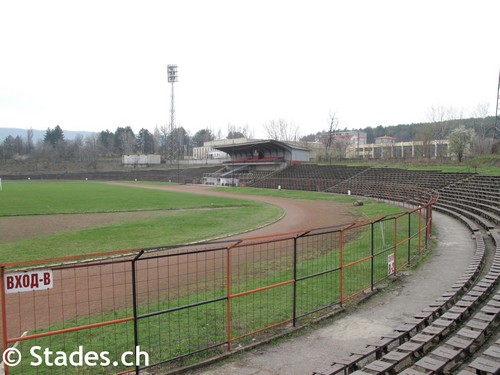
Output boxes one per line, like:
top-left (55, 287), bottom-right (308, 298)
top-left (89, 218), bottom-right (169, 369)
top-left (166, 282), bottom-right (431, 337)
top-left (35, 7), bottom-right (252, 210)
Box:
top-left (0, 127), bottom-right (95, 143)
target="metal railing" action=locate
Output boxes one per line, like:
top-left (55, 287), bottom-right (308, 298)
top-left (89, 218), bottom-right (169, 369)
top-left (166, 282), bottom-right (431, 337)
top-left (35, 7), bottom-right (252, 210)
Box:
top-left (0, 203), bottom-right (432, 374)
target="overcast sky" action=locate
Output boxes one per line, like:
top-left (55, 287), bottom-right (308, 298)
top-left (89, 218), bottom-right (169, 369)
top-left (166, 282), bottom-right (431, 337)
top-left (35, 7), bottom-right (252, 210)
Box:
top-left (1, 0), bottom-right (499, 139)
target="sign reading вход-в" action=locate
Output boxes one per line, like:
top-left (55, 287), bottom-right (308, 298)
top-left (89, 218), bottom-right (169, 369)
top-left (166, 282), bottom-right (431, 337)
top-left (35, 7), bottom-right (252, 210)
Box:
top-left (387, 253), bottom-right (395, 276)
top-left (4, 270), bottom-right (53, 294)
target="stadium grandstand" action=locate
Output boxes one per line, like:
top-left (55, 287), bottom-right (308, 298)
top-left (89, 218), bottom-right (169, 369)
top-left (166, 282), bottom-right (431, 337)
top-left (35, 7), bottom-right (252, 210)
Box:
top-left (201, 139), bottom-right (310, 186)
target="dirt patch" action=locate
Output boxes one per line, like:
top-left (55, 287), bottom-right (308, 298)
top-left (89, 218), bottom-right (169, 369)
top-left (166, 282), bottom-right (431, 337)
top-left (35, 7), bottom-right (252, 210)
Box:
top-left (111, 183), bottom-right (359, 238)
top-left (0, 211), bottom-right (173, 244)
top-left (1, 183), bottom-right (358, 244)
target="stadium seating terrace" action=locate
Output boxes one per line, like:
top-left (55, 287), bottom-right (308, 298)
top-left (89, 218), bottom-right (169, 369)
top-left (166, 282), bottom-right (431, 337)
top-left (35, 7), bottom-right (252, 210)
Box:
top-left (201, 162), bottom-right (500, 374)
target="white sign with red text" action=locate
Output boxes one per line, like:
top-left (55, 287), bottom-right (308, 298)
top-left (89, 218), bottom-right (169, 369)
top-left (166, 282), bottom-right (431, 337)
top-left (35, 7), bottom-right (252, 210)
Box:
top-left (4, 270), bottom-right (53, 294)
top-left (387, 253), bottom-right (395, 275)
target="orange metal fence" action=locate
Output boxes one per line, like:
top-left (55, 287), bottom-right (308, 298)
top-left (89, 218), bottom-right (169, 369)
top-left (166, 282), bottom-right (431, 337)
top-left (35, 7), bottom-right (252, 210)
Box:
top-left (0, 206), bottom-right (432, 374)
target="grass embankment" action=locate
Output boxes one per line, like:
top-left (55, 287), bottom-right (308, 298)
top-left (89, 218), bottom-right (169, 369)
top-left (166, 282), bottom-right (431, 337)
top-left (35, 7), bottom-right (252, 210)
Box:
top-left (337, 153), bottom-right (500, 176)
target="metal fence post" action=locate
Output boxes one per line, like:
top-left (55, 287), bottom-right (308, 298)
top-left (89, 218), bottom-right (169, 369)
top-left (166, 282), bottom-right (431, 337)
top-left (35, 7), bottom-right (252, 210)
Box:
top-left (293, 236), bottom-right (298, 327)
top-left (371, 222), bottom-right (374, 291)
top-left (408, 212), bottom-right (411, 265)
top-left (225, 240), bottom-right (241, 352)
top-left (292, 231), bottom-right (311, 326)
top-left (132, 250), bottom-right (144, 375)
top-left (425, 205), bottom-right (429, 249)
top-left (226, 245), bottom-right (232, 351)
top-left (428, 204), bottom-right (433, 238)
top-left (0, 266), bottom-right (9, 375)
top-left (339, 230), bottom-right (344, 307)
top-left (393, 217), bottom-right (397, 276)
top-left (418, 207), bottom-right (422, 255)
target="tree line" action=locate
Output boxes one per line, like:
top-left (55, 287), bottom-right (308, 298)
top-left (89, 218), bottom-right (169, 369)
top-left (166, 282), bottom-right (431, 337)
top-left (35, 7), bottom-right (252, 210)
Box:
top-left (300, 104), bottom-right (498, 162)
top-left (1, 106), bottom-right (498, 167)
top-left (0, 124), bottom-right (253, 167)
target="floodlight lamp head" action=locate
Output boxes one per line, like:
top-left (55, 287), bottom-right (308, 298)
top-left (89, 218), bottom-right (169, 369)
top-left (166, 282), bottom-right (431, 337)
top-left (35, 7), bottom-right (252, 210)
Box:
top-left (167, 64), bottom-right (178, 82)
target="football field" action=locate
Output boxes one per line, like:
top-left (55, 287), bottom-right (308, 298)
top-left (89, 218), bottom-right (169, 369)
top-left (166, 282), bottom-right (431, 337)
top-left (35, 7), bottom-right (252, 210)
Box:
top-left (0, 181), bottom-right (283, 263)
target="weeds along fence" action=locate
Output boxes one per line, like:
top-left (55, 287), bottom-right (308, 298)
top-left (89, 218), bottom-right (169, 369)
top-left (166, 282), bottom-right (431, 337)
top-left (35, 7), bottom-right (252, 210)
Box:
top-left (0, 205), bottom-right (432, 374)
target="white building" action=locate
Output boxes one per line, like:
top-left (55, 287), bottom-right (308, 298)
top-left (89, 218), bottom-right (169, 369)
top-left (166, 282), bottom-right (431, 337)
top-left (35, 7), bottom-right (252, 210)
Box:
top-left (122, 154), bottom-right (161, 166)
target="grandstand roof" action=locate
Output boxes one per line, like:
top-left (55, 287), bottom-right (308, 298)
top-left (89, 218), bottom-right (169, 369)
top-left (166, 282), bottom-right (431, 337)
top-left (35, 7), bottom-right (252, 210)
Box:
top-left (213, 139), bottom-right (310, 164)
top-left (213, 139), bottom-right (309, 154)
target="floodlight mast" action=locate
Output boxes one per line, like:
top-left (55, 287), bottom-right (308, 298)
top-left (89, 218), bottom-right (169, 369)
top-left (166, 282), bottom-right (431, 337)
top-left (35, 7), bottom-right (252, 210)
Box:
top-left (167, 65), bottom-right (178, 164)
top-left (495, 68), bottom-right (500, 140)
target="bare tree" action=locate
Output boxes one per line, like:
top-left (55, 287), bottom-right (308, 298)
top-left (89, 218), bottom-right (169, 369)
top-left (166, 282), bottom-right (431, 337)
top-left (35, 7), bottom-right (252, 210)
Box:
top-left (449, 125), bottom-right (475, 162)
top-left (159, 125), bottom-right (169, 159)
top-left (320, 112), bottom-right (339, 161)
top-left (264, 119), bottom-right (300, 141)
top-left (216, 128), bottom-right (223, 140)
top-left (426, 105), bottom-right (464, 140)
top-left (227, 124), bottom-right (254, 139)
top-left (27, 127), bottom-right (34, 154)
top-left (416, 123), bottom-right (436, 159)
top-left (425, 105), bottom-right (465, 159)
top-left (83, 134), bottom-right (100, 169)
top-left (332, 137), bottom-right (351, 160)
top-left (471, 102), bottom-right (493, 155)
top-left (153, 126), bottom-right (162, 154)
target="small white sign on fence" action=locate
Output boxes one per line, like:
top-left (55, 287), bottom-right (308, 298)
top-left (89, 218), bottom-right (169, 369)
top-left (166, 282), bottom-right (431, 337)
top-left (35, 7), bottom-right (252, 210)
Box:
top-left (387, 253), bottom-right (395, 275)
top-left (4, 270), bottom-right (54, 294)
